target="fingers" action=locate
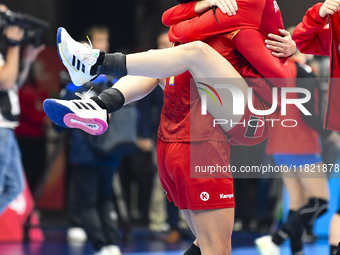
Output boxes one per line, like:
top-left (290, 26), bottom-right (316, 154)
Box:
top-left (278, 29), bottom-right (290, 37)
top-left (271, 52), bottom-right (285, 58)
top-left (265, 39), bottom-right (283, 49)
top-left (215, 0), bottom-right (238, 16)
top-left (320, 0), bottom-right (340, 17)
top-left (268, 33), bottom-right (285, 43)
top-left (327, 0), bottom-right (340, 11)
top-left (266, 43), bottom-right (284, 54)
top-left (266, 29), bottom-right (296, 58)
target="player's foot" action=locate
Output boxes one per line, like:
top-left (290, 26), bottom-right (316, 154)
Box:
top-left (57, 27), bottom-right (100, 86)
top-left (94, 247), bottom-right (110, 255)
top-left (255, 235), bottom-right (280, 255)
top-left (302, 225), bottom-right (316, 243)
top-left (336, 242), bottom-right (340, 255)
top-left (66, 227), bottom-right (87, 243)
top-left (105, 245), bottom-right (122, 255)
top-left (43, 98), bottom-right (108, 135)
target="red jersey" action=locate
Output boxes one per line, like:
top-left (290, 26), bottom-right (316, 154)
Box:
top-left (163, 0), bottom-right (283, 44)
top-left (15, 84), bottom-right (48, 138)
top-left (158, 0), bottom-right (292, 142)
top-left (266, 60), bottom-right (321, 154)
top-left (293, 3), bottom-right (340, 131)
top-left (158, 71), bottom-right (227, 142)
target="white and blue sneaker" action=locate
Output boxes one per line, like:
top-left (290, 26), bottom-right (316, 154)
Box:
top-left (57, 27), bottom-right (100, 86)
top-left (43, 97), bottom-right (108, 135)
top-left (255, 235), bottom-right (280, 255)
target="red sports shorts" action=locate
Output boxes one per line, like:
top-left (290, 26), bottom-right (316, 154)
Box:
top-left (157, 139), bottom-right (234, 210)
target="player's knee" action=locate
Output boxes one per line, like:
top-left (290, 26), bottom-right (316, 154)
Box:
top-left (215, 234), bottom-right (232, 255)
top-left (299, 197), bottom-right (328, 225)
top-left (184, 41), bottom-right (211, 63)
top-left (214, 243), bottom-right (231, 255)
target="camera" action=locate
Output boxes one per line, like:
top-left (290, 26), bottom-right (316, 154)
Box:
top-left (0, 10), bottom-right (49, 47)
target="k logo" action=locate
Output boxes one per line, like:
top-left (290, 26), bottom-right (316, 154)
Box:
top-left (200, 192), bottom-right (210, 201)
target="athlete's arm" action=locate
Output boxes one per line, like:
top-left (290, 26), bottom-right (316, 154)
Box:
top-left (16, 44), bottom-right (45, 88)
top-left (233, 29), bottom-right (292, 87)
top-left (0, 26), bottom-right (24, 90)
top-left (292, 3), bottom-right (331, 56)
top-left (162, 0), bottom-right (238, 27)
top-left (162, 2), bottom-right (198, 27)
top-left (112, 75), bottom-right (159, 105)
top-left (168, 0), bottom-right (262, 43)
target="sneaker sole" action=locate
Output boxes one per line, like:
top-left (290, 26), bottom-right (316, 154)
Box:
top-left (43, 99), bottom-right (107, 135)
top-left (56, 27), bottom-right (84, 86)
top-left (254, 239), bottom-right (266, 255)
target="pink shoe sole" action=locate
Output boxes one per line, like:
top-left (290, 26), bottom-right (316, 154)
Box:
top-left (64, 113), bottom-right (107, 135)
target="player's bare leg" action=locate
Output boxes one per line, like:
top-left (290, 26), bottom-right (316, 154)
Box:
top-left (283, 178), bottom-right (306, 210)
top-left (56, 28), bottom-right (248, 132)
top-left (182, 208), bottom-right (234, 255)
top-left (188, 208), bottom-right (234, 255)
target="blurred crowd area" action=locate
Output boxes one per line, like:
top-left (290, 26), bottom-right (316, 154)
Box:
top-left (0, 0), bottom-right (338, 253)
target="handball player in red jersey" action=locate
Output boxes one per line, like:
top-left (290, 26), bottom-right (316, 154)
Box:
top-left (43, 0), bottom-right (295, 254)
top-left (293, 1), bottom-right (340, 254)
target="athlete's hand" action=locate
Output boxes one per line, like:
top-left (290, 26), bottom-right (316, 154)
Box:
top-left (195, 0), bottom-right (238, 16)
top-left (4, 25), bottom-right (24, 42)
top-left (137, 138), bottom-right (153, 152)
top-left (22, 44), bottom-right (46, 64)
top-left (208, 0), bottom-right (238, 16)
top-left (265, 29), bottom-right (296, 58)
top-left (319, 0), bottom-right (340, 18)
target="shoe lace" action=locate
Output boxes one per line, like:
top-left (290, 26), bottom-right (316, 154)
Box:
top-left (85, 36), bottom-right (93, 50)
top-left (78, 36), bottom-right (94, 61)
top-left (75, 86), bottom-right (93, 100)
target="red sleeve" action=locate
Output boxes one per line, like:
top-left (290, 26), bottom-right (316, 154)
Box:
top-left (168, 0), bottom-right (263, 43)
top-left (234, 29), bottom-right (292, 87)
top-left (292, 3), bottom-right (330, 56)
top-left (162, 2), bottom-right (198, 27)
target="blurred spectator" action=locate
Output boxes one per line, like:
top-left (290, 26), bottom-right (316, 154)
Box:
top-left (0, 4), bottom-right (43, 215)
top-left (260, 45), bottom-right (339, 255)
top-left (15, 45), bottom-right (48, 195)
top-left (134, 30), bottom-right (188, 243)
top-left (63, 26), bottom-right (137, 255)
top-left (117, 30), bottom-right (170, 227)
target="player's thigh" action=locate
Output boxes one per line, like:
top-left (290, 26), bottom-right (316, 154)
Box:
top-left (182, 209), bottom-right (197, 237)
top-left (283, 177), bottom-right (306, 210)
top-left (298, 163), bottom-right (328, 200)
top-left (300, 181), bottom-right (329, 201)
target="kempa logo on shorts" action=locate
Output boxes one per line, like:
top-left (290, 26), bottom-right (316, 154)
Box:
top-left (200, 192), bottom-right (209, 201)
top-left (220, 194), bottom-right (234, 199)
